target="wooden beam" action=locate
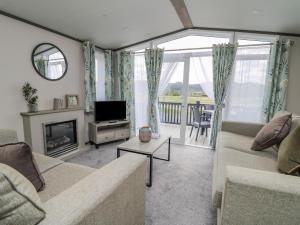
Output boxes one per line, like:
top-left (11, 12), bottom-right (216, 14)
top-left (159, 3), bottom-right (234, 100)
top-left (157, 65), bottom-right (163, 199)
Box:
top-left (170, 0), bottom-right (193, 28)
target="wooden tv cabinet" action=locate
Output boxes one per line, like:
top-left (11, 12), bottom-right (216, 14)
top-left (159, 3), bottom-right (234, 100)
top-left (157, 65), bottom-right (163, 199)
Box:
top-left (88, 120), bottom-right (130, 148)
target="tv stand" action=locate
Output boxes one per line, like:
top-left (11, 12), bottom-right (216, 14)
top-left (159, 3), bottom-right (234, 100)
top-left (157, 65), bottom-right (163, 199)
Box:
top-left (108, 120), bottom-right (118, 123)
top-left (88, 120), bottom-right (130, 148)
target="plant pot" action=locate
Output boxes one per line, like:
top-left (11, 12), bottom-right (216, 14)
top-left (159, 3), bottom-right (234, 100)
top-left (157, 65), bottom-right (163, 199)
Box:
top-left (139, 126), bottom-right (152, 142)
top-left (28, 104), bottom-right (38, 113)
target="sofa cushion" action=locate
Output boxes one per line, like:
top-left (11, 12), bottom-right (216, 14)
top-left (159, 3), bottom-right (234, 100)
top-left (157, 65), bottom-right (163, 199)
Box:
top-left (0, 163), bottom-right (45, 225)
top-left (0, 129), bottom-right (18, 145)
top-left (278, 125), bottom-right (300, 174)
top-left (251, 114), bottom-right (292, 151)
top-left (38, 162), bottom-right (95, 202)
top-left (217, 131), bottom-right (277, 160)
top-left (212, 146), bottom-right (278, 208)
top-left (33, 153), bottom-right (63, 173)
top-left (0, 142), bottom-right (45, 192)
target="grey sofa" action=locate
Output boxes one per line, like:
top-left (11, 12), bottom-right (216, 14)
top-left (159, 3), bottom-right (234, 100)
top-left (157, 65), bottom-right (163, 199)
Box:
top-left (0, 129), bottom-right (147, 225)
top-left (213, 113), bottom-right (300, 225)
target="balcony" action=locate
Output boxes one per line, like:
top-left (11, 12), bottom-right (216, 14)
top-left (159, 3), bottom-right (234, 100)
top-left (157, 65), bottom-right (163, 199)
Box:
top-left (158, 101), bottom-right (214, 147)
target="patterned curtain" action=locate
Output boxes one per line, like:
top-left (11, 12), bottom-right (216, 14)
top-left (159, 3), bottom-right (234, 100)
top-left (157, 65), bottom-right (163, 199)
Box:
top-left (105, 50), bottom-right (114, 100)
top-left (145, 48), bottom-right (164, 133)
top-left (120, 51), bottom-right (135, 135)
top-left (82, 41), bottom-right (96, 112)
top-left (263, 40), bottom-right (292, 122)
top-left (210, 44), bottom-right (237, 149)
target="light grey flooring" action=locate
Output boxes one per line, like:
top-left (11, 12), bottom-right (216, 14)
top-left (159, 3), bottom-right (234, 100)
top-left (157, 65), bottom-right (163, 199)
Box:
top-left (67, 141), bottom-right (217, 225)
top-left (160, 123), bottom-right (211, 147)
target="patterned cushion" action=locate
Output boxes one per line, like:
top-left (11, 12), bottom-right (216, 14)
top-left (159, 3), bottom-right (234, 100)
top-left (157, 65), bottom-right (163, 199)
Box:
top-left (0, 163), bottom-right (45, 225)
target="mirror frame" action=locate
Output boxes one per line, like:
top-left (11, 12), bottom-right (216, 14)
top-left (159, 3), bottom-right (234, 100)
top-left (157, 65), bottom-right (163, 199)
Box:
top-left (31, 42), bottom-right (68, 81)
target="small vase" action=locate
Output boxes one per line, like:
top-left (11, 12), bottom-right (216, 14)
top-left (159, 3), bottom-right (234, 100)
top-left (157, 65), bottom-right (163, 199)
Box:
top-left (139, 126), bottom-right (152, 143)
top-left (28, 104), bottom-right (38, 113)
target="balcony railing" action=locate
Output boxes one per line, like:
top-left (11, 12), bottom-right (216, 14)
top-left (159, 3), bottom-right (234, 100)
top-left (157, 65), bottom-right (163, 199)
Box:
top-left (158, 101), bottom-right (214, 125)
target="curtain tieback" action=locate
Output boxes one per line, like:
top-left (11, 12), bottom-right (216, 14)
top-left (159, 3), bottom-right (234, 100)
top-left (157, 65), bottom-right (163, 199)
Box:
top-left (215, 104), bottom-right (223, 111)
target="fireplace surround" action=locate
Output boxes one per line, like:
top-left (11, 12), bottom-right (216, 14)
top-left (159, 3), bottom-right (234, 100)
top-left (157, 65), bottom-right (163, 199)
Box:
top-left (21, 107), bottom-right (86, 159)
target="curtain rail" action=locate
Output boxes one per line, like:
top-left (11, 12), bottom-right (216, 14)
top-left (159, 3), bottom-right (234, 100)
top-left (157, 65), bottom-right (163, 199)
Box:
top-left (133, 41), bottom-right (294, 55)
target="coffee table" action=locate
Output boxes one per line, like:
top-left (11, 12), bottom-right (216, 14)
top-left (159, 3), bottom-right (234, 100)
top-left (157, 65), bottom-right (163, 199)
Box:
top-left (117, 135), bottom-right (171, 187)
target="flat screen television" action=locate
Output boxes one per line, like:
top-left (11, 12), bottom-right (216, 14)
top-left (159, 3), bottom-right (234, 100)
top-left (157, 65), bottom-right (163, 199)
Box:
top-left (94, 101), bottom-right (126, 122)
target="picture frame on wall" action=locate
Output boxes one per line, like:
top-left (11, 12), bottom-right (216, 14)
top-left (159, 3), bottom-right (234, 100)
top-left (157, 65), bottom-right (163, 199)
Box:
top-left (66, 95), bottom-right (79, 108)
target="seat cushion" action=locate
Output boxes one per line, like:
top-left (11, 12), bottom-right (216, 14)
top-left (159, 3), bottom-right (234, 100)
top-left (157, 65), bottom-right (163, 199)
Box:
top-left (212, 146), bottom-right (278, 208)
top-left (38, 162), bottom-right (95, 202)
top-left (217, 131), bottom-right (277, 160)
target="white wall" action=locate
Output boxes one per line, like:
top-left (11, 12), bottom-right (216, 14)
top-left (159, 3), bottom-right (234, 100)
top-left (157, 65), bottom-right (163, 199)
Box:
top-left (285, 36), bottom-right (300, 114)
top-left (0, 15), bottom-right (84, 140)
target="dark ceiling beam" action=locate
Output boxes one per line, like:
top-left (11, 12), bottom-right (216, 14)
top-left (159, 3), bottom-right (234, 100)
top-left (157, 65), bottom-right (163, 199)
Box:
top-left (0, 9), bottom-right (107, 51)
top-left (170, 0), bottom-right (193, 28)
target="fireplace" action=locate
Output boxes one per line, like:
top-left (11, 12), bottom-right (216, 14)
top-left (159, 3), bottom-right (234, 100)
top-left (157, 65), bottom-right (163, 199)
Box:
top-left (43, 119), bottom-right (78, 157)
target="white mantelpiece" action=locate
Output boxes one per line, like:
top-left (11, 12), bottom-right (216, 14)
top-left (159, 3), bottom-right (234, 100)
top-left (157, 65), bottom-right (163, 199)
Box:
top-left (21, 107), bottom-right (86, 159)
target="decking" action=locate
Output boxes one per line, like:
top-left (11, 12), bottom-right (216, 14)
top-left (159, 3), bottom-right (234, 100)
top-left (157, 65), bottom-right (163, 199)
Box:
top-left (158, 101), bottom-right (213, 147)
top-left (160, 123), bottom-right (211, 147)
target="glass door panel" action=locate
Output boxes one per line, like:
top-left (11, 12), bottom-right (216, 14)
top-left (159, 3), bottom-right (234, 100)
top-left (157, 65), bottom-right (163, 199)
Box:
top-left (185, 55), bottom-right (215, 147)
top-left (158, 61), bottom-right (184, 143)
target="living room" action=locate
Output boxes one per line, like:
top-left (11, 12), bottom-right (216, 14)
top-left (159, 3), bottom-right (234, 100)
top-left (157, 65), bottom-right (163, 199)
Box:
top-left (0, 0), bottom-right (300, 225)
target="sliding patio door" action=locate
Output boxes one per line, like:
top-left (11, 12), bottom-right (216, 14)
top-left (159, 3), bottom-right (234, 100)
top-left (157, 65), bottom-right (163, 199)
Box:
top-left (155, 34), bottom-right (230, 146)
top-left (133, 33), bottom-right (231, 146)
top-left (158, 52), bottom-right (215, 145)
top-left (158, 56), bottom-right (189, 143)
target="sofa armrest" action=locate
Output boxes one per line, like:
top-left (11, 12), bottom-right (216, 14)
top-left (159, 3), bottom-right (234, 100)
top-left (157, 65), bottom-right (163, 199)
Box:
top-left (39, 153), bottom-right (147, 225)
top-left (221, 121), bottom-right (264, 137)
top-left (221, 166), bottom-right (300, 225)
top-left (0, 129), bottom-right (18, 145)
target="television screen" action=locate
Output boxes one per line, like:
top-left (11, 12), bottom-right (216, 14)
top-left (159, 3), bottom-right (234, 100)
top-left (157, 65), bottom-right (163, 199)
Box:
top-left (94, 101), bottom-right (126, 122)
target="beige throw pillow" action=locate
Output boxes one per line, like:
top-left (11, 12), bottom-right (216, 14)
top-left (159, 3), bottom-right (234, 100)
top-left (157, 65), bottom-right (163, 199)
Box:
top-left (251, 114), bottom-right (292, 151)
top-left (0, 163), bottom-right (45, 225)
top-left (278, 125), bottom-right (300, 174)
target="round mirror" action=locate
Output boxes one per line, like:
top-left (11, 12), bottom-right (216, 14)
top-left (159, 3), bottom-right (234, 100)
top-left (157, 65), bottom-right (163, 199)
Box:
top-left (32, 43), bottom-right (68, 81)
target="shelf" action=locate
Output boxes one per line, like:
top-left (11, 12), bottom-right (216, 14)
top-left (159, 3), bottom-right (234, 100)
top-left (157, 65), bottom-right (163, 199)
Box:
top-left (20, 107), bottom-right (85, 117)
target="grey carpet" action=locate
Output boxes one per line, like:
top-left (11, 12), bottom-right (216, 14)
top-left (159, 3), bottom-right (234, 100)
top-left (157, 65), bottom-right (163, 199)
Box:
top-left (67, 142), bottom-right (217, 225)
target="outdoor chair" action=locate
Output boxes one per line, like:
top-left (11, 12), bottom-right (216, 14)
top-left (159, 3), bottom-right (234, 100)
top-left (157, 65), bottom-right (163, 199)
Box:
top-left (189, 106), bottom-right (212, 140)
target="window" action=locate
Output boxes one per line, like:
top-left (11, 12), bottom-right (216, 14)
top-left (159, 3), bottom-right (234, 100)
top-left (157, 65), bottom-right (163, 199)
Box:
top-left (225, 34), bottom-right (277, 123)
top-left (95, 50), bottom-right (105, 100)
top-left (134, 50), bottom-right (148, 133)
top-left (157, 34), bottom-right (230, 104)
top-left (48, 52), bottom-right (64, 79)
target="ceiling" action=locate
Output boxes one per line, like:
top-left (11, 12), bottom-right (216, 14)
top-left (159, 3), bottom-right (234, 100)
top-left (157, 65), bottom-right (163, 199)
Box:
top-left (0, 0), bottom-right (300, 49)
